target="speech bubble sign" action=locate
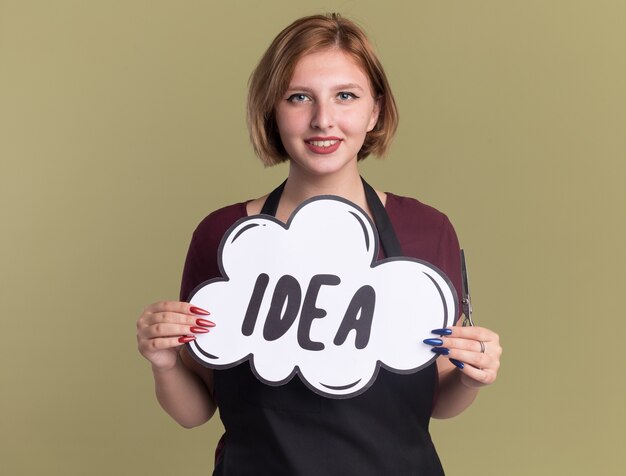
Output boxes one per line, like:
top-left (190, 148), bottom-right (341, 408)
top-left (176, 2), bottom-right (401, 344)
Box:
top-left (187, 196), bottom-right (458, 399)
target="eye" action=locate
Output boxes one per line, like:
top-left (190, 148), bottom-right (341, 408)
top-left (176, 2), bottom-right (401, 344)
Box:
top-left (287, 93), bottom-right (311, 103)
top-left (337, 92), bottom-right (359, 101)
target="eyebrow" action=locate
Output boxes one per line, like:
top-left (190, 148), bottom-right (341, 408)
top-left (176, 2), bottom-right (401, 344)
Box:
top-left (286, 83), bottom-right (366, 92)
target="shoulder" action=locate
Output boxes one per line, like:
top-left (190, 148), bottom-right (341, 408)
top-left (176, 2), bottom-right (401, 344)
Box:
top-left (384, 192), bottom-right (460, 277)
top-left (246, 195), bottom-right (268, 216)
top-left (180, 201), bottom-right (249, 300)
top-left (385, 192), bottom-right (453, 231)
top-left (191, 201), bottom-right (249, 241)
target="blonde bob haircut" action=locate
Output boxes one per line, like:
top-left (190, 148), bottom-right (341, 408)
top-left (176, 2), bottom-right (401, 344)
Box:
top-left (247, 13), bottom-right (399, 166)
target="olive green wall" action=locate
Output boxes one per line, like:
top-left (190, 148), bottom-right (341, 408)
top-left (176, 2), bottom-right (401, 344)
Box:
top-left (1, 1), bottom-right (624, 474)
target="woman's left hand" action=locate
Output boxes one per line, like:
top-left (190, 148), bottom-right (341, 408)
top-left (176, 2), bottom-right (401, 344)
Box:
top-left (428, 326), bottom-right (502, 388)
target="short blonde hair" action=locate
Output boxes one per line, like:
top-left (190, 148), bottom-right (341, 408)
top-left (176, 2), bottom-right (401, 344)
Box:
top-left (247, 13), bottom-right (399, 166)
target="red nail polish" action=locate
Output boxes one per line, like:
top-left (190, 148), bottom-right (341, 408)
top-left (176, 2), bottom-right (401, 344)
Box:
top-left (190, 326), bottom-right (210, 334)
top-left (178, 335), bottom-right (195, 343)
top-left (196, 318), bottom-right (216, 328)
top-left (190, 306), bottom-right (210, 316)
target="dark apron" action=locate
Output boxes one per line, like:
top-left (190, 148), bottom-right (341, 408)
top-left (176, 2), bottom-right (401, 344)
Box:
top-left (213, 178), bottom-right (444, 476)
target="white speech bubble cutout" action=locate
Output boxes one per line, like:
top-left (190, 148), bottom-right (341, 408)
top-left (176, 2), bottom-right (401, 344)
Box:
top-left (186, 196), bottom-right (458, 399)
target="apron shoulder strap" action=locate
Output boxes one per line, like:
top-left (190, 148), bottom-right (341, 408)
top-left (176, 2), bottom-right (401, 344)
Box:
top-left (361, 178), bottom-right (403, 258)
top-left (260, 180), bottom-right (286, 216)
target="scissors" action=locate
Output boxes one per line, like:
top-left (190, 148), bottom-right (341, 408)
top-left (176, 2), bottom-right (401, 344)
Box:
top-left (460, 249), bottom-right (475, 327)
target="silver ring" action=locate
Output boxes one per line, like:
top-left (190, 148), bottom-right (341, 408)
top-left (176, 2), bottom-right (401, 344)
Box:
top-left (479, 341), bottom-right (486, 353)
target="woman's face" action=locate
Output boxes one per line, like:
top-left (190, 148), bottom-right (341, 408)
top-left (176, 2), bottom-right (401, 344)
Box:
top-left (275, 48), bottom-right (380, 178)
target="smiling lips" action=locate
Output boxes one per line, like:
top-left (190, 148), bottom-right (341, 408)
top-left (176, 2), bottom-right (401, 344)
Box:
top-left (305, 137), bottom-right (342, 154)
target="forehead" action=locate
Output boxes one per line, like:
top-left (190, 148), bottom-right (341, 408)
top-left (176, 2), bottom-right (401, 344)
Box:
top-left (288, 48), bottom-right (372, 90)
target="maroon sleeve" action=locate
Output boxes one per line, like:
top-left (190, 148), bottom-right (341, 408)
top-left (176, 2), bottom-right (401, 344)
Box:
top-left (179, 202), bottom-right (247, 301)
top-left (435, 215), bottom-right (463, 324)
top-left (385, 193), bottom-right (464, 409)
top-left (385, 193), bottom-right (463, 323)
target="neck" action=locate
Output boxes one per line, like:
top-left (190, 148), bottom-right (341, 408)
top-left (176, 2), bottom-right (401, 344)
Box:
top-left (282, 164), bottom-right (366, 207)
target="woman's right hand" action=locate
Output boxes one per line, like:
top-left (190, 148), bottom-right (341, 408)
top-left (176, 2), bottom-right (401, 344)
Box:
top-left (136, 301), bottom-right (215, 371)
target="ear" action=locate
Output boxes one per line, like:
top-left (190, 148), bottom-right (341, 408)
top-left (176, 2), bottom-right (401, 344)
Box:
top-left (366, 98), bottom-right (381, 132)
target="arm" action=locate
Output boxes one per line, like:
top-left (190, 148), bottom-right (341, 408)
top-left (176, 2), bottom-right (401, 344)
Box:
top-left (152, 348), bottom-right (217, 428)
top-left (429, 216), bottom-right (502, 418)
top-left (137, 301), bottom-right (217, 428)
top-left (138, 203), bottom-right (253, 426)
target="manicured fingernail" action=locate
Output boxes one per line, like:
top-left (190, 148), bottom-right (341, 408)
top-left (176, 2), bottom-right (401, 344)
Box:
top-left (178, 335), bottom-right (195, 343)
top-left (423, 338), bottom-right (443, 346)
top-left (196, 318), bottom-right (216, 328)
top-left (450, 358), bottom-right (465, 369)
top-left (431, 328), bottom-right (452, 336)
top-left (431, 347), bottom-right (450, 355)
top-left (190, 326), bottom-right (210, 334)
top-left (190, 306), bottom-right (210, 316)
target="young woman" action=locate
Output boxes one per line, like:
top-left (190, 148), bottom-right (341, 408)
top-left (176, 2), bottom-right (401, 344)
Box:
top-left (137, 14), bottom-right (502, 475)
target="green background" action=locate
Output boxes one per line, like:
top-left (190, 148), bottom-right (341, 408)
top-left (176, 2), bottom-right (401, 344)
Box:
top-left (1, 1), bottom-right (624, 474)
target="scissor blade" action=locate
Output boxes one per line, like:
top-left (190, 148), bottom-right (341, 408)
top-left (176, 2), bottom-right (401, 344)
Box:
top-left (461, 249), bottom-right (470, 298)
top-left (460, 249), bottom-right (474, 326)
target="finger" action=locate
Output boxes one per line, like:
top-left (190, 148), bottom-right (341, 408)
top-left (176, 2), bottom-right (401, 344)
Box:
top-left (139, 302), bottom-right (187, 330)
top-left (424, 335), bottom-right (491, 355)
top-left (448, 348), bottom-right (499, 373)
top-left (433, 337), bottom-right (485, 354)
top-left (139, 322), bottom-right (211, 340)
top-left (454, 361), bottom-right (497, 386)
top-left (440, 337), bottom-right (503, 359)
top-left (446, 326), bottom-right (499, 343)
top-left (144, 300), bottom-right (211, 317)
top-left (143, 310), bottom-right (215, 329)
top-left (139, 311), bottom-right (192, 329)
top-left (138, 335), bottom-right (195, 354)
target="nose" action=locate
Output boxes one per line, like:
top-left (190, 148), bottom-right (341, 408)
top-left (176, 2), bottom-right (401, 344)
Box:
top-left (310, 101), bottom-right (334, 130)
